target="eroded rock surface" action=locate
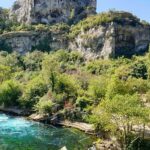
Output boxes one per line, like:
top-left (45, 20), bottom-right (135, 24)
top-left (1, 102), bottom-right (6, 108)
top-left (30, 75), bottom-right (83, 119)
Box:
top-left (1, 10), bottom-right (150, 59)
top-left (0, 30), bottom-right (68, 53)
top-left (69, 16), bottom-right (150, 59)
top-left (9, 0), bottom-right (96, 24)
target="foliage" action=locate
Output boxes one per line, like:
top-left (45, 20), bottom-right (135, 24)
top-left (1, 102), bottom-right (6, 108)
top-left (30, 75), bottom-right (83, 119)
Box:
top-left (0, 80), bottom-right (21, 107)
top-left (0, 65), bottom-right (11, 83)
top-left (23, 51), bottom-right (45, 71)
top-left (0, 48), bottom-right (149, 149)
top-left (34, 95), bottom-right (54, 114)
top-left (0, 9), bottom-right (149, 149)
top-left (89, 94), bottom-right (149, 148)
top-left (21, 76), bottom-right (48, 108)
top-left (54, 74), bottom-right (78, 97)
top-left (130, 57), bottom-right (148, 79)
top-left (69, 11), bottom-right (141, 38)
top-left (88, 76), bottom-right (108, 103)
top-left (86, 59), bottom-right (112, 75)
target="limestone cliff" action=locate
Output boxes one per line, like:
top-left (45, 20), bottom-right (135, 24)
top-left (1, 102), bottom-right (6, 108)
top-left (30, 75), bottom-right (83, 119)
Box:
top-left (69, 23), bottom-right (150, 59)
top-left (0, 29), bottom-right (68, 54)
top-left (69, 11), bottom-right (150, 58)
top-left (1, 9), bottom-right (150, 59)
top-left (9, 0), bottom-right (96, 24)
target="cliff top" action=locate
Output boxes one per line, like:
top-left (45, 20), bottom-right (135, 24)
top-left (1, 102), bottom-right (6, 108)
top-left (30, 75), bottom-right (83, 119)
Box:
top-left (69, 11), bottom-right (150, 38)
top-left (9, 0), bottom-right (97, 24)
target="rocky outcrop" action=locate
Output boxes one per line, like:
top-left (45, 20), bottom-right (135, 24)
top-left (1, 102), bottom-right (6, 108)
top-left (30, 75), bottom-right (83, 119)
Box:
top-left (0, 31), bottom-right (37, 53)
top-left (0, 106), bottom-right (30, 116)
top-left (0, 30), bottom-right (68, 53)
top-left (95, 140), bottom-right (121, 150)
top-left (9, 0), bottom-right (96, 24)
top-left (1, 10), bottom-right (150, 58)
top-left (69, 23), bottom-right (116, 59)
top-left (69, 22), bottom-right (150, 59)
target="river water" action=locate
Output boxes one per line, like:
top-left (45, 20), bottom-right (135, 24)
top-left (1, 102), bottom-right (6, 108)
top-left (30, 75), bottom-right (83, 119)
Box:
top-left (0, 113), bottom-right (94, 150)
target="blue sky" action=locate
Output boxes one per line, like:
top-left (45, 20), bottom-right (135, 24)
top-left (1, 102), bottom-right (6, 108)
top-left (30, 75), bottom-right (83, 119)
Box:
top-left (1, 0), bottom-right (150, 22)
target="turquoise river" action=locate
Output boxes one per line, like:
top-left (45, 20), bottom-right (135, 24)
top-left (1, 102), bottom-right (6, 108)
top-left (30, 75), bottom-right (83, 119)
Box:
top-left (0, 113), bottom-right (95, 150)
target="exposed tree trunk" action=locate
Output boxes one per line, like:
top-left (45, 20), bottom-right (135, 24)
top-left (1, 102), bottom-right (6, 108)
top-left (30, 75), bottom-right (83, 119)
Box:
top-left (142, 123), bottom-right (145, 139)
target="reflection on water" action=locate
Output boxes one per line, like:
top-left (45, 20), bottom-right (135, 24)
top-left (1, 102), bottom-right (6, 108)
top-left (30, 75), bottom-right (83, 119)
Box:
top-left (0, 113), bottom-right (94, 150)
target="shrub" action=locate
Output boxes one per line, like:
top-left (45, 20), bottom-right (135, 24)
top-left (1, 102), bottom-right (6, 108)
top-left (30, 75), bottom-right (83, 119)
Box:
top-left (23, 51), bottom-right (45, 71)
top-left (0, 65), bottom-right (11, 83)
top-left (69, 11), bottom-right (140, 38)
top-left (130, 59), bottom-right (148, 79)
top-left (21, 76), bottom-right (48, 108)
top-left (34, 96), bottom-right (54, 114)
top-left (75, 96), bottom-right (92, 110)
top-left (0, 80), bottom-right (22, 107)
top-left (55, 74), bottom-right (77, 97)
top-left (88, 76), bottom-right (108, 103)
top-left (86, 59), bottom-right (112, 75)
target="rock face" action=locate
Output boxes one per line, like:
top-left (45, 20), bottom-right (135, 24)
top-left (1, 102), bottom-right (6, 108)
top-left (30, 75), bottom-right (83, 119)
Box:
top-left (1, 10), bottom-right (150, 58)
top-left (9, 0), bottom-right (96, 24)
top-left (0, 30), bottom-right (68, 54)
top-left (69, 22), bottom-right (150, 59)
top-left (69, 23), bottom-right (116, 59)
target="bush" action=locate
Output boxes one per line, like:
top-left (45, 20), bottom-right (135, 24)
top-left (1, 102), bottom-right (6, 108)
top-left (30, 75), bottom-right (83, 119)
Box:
top-left (0, 80), bottom-right (22, 107)
top-left (34, 96), bottom-right (54, 114)
top-left (130, 59), bottom-right (148, 79)
top-left (86, 59), bottom-right (112, 75)
top-left (55, 74), bottom-right (78, 97)
top-left (21, 76), bottom-right (48, 108)
top-left (69, 11), bottom-right (140, 38)
top-left (88, 76), bottom-right (108, 103)
top-left (75, 96), bottom-right (92, 110)
top-left (23, 51), bottom-right (45, 71)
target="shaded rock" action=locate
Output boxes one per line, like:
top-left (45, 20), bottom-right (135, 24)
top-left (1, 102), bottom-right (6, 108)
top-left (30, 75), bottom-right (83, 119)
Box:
top-left (0, 107), bottom-right (30, 116)
top-left (69, 21), bottom-right (150, 59)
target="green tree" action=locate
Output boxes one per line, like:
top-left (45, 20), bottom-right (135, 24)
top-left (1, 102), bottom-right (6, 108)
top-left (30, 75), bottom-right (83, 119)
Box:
top-left (34, 95), bottom-right (54, 114)
top-left (23, 51), bottom-right (45, 71)
top-left (0, 65), bottom-right (11, 83)
top-left (0, 80), bottom-right (22, 107)
top-left (55, 74), bottom-right (77, 97)
top-left (88, 76), bottom-right (108, 104)
top-left (21, 76), bottom-right (47, 108)
top-left (90, 94), bottom-right (149, 149)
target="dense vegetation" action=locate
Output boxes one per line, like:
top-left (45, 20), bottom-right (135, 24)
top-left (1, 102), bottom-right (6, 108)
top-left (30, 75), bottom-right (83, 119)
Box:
top-left (0, 49), bottom-right (149, 149)
top-left (0, 8), bottom-right (150, 149)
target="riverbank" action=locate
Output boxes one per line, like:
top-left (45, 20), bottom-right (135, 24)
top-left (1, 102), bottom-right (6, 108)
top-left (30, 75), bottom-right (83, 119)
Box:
top-left (0, 108), bottom-right (149, 150)
top-left (0, 107), bottom-right (95, 135)
top-left (58, 120), bottom-right (95, 135)
top-left (29, 113), bottom-right (95, 135)
top-left (0, 113), bottom-right (95, 150)
top-left (0, 107), bottom-right (30, 116)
